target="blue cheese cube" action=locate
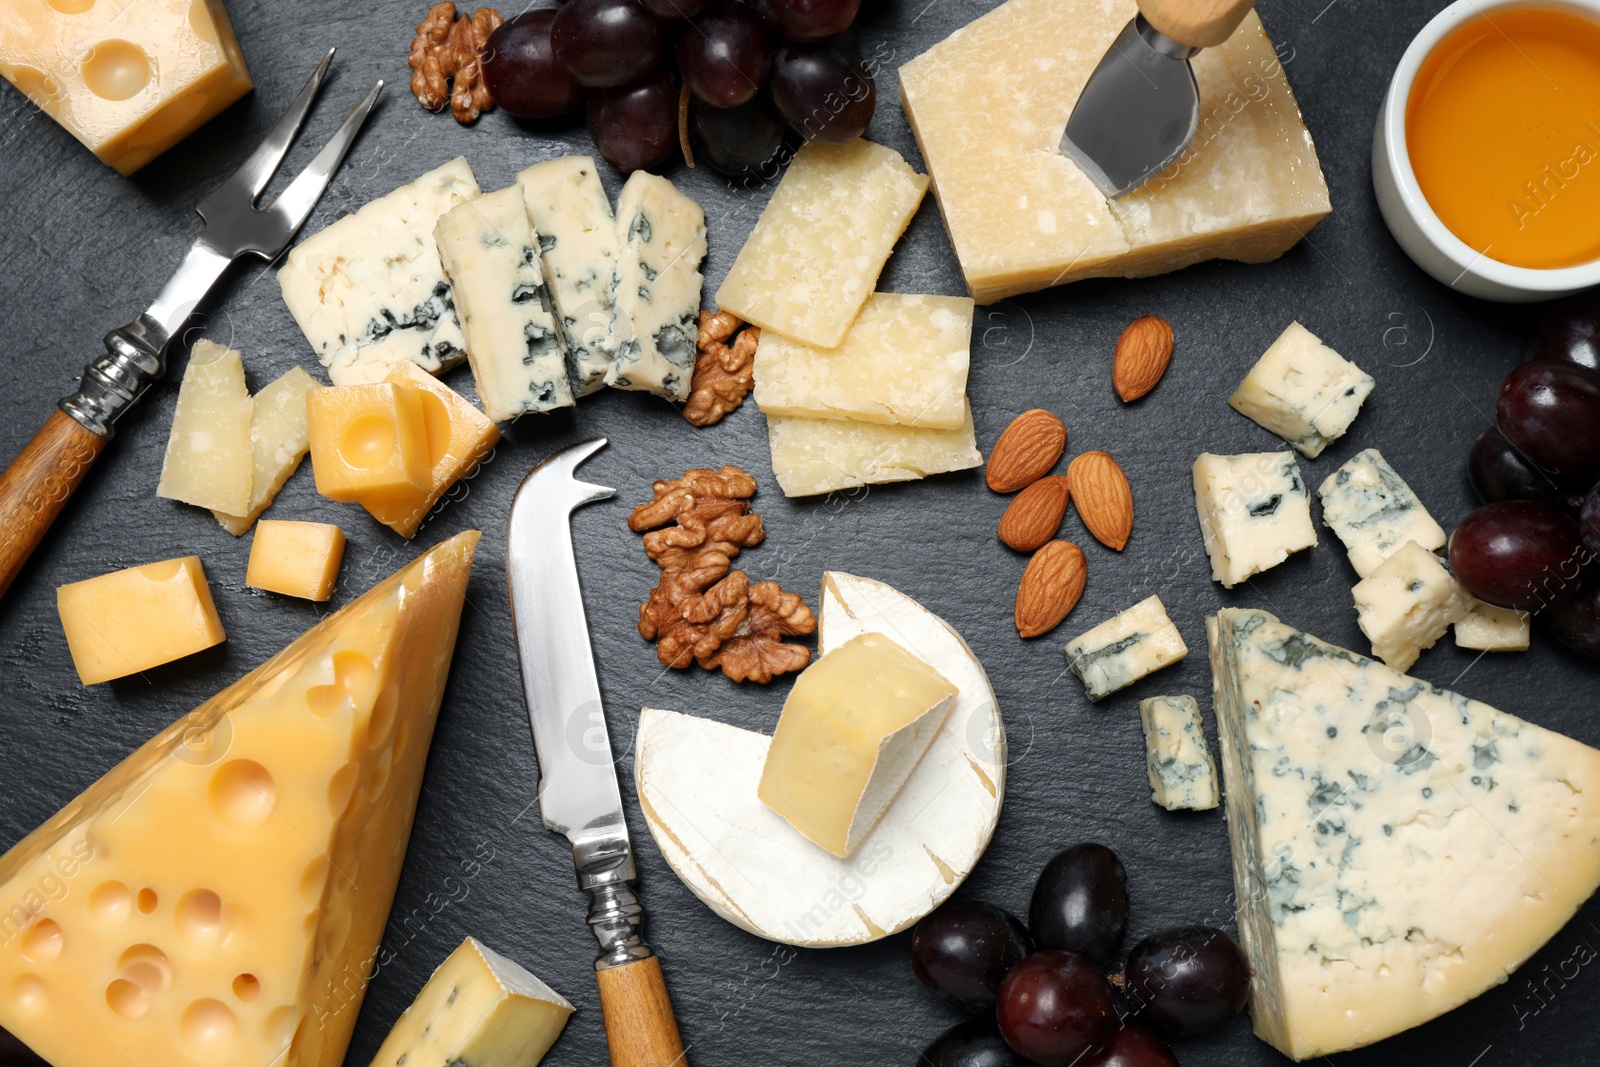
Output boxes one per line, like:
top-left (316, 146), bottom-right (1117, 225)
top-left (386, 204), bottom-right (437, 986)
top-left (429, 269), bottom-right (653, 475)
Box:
top-left (1454, 598), bottom-right (1530, 652)
top-left (1139, 696), bottom-right (1219, 811)
top-left (1317, 448), bottom-right (1446, 577)
top-left (609, 172), bottom-right (706, 401)
top-left (1064, 596), bottom-right (1188, 701)
top-left (1229, 321), bottom-right (1374, 458)
top-left (1192, 451), bottom-right (1318, 588)
top-left (1352, 541), bottom-right (1468, 671)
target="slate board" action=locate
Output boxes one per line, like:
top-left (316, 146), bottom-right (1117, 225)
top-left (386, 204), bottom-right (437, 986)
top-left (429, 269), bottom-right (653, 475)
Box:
top-left (1, 1), bottom-right (1596, 1064)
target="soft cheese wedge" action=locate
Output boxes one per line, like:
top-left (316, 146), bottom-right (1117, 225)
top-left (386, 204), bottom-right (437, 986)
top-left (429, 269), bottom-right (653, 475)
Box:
top-left (0, 533), bottom-right (479, 1067)
top-left (636, 572), bottom-right (1004, 946)
top-left (1208, 607), bottom-right (1600, 1060)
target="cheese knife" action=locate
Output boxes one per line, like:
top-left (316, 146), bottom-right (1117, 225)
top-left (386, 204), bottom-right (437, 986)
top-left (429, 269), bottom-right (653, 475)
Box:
top-left (1062, 0), bottom-right (1256, 197)
top-left (506, 438), bottom-right (688, 1067)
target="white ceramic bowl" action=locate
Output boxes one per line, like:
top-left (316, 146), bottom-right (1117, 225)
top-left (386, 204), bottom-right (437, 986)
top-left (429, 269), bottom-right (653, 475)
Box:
top-left (1372, 0), bottom-right (1600, 301)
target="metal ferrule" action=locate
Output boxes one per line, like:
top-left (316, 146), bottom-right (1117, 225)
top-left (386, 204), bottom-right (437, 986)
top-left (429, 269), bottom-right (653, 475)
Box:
top-left (59, 316), bottom-right (169, 439)
top-left (574, 829), bottom-right (654, 970)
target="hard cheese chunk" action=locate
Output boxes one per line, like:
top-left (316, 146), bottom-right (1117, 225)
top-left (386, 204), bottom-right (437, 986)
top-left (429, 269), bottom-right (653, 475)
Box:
top-left (1207, 607), bottom-right (1600, 1060)
top-left (754, 293), bottom-right (973, 429)
top-left (1317, 448), bottom-right (1446, 578)
top-left (609, 171), bottom-right (706, 400)
top-left (57, 556), bottom-right (224, 684)
top-left (435, 186), bottom-right (572, 421)
top-left (1352, 541), bottom-right (1468, 672)
top-left (367, 937), bottom-right (572, 1067)
top-left (157, 339), bottom-right (254, 515)
top-left (0, 0), bottom-right (251, 174)
top-left (1064, 595), bottom-right (1187, 701)
top-left (279, 158), bottom-right (480, 385)
top-left (1455, 599), bottom-right (1530, 651)
top-left (767, 404), bottom-right (982, 497)
top-left (246, 521), bottom-right (345, 601)
top-left (3, 533), bottom-right (479, 1067)
top-left (306, 383), bottom-right (432, 503)
top-left (715, 139), bottom-right (929, 347)
top-left (518, 155), bottom-right (623, 395)
top-left (1229, 322), bottom-right (1374, 458)
top-left (1139, 696), bottom-right (1219, 811)
top-left (214, 366), bottom-right (324, 536)
top-left (1193, 451), bottom-right (1317, 588)
top-left (899, 0), bottom-right (1329, 303)
top-left (758, 633), bottom-right (958, 858)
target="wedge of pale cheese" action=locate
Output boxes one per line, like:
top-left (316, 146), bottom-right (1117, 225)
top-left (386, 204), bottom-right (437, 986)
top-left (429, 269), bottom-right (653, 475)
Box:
top-left (900, 0), bottom-right (1330, 303)
top-left (767, 403), bottom-right (982, 497)
top-left (156, 339), bottom-right (253, 515)
top-left (213, 366), bottom-right (323, 535)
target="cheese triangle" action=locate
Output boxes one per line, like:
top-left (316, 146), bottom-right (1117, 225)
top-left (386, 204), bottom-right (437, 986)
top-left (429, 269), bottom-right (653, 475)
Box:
top-left (0, 531), bottom-right (480, 1067)
top-left (1208, 608), bottom-right (1600, 1060)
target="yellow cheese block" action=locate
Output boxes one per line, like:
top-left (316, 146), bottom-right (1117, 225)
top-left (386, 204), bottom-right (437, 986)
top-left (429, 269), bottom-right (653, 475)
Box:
top-left (57, 556), bottom-right (225, 684)
top-left (305, 383), bottom-right (432, 504)
top-left (900, 0), bottom-right (1331, 303)
top-left (1, 532), bottom-right (479, 1067)
top-left (766, 403), bottom-right (983, 497)
top-left (214, 366), bottom-right (324, 536)
top-left (246, 521), bottom-right (345, 602)
top-left (157, 340), bottom-right (255, 515)
top-left (0, 0), bottom-right (251, 175)
top-left (361, 364), bottom-right (500, 538)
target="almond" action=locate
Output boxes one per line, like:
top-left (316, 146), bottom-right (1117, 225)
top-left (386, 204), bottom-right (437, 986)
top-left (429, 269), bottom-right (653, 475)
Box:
top-left (998, 476), bottom-right (1070, 552)
top-left (1068, 451), bottom-right (1134, 551)
top-left (986, 409), bottom-right (1067, 492)
top-left (1015, 540), bottom-right (1087, 638)
top-left (1112, 315), bottom-right (1174, 402)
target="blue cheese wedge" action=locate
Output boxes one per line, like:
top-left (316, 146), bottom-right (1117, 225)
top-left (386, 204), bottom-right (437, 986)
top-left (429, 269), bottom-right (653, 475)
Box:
top-left (1207, 607), bottom-right (1600, 1060)
top-left (1064, 595), bottom-right (1188, 702)
top-left (1317, 448), bottom-right (1446, 577)
top-left (1192, 451), bottom-right (1318, 588)
top-left (517, 155), bottom-right (623, 396)
top-left (1351, 540), bottom-right (1468, 671)
top-left (1454, 599), bottom-right (1530, 651)
top-left (1139, 696), bottom-right (1219, 811)
top-left (278, 157), bottom-right (480, 385)
top-left (434, 186), bottom-right (574, 422)
top-left (609, 171), bottom-right (706, 401)
top-left (1228, 321), bottom-right (1374, 458)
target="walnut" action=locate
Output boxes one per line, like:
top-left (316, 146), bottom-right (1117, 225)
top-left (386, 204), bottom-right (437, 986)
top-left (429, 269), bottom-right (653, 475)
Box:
top-left (684, 311), bottom-right (760, 427)
top-left (408, 2), bottom-right (504, 124)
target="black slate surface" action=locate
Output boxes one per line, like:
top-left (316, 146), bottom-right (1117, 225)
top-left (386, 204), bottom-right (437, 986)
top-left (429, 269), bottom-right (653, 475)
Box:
top-left (1, 1), bottom-right (1597, 1065)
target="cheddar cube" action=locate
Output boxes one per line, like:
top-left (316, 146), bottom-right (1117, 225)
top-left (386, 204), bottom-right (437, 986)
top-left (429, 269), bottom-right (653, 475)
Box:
top-left (306, 383), bottom-right (432, 503)
top-left (56, 557), bottom-right (225, 684)
top-left (246, 520), bottom-right (346, 601)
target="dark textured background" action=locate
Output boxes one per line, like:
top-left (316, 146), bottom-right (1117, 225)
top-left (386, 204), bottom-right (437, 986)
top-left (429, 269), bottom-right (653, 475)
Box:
top-left (1, 1), bottom-right (1597, 1064)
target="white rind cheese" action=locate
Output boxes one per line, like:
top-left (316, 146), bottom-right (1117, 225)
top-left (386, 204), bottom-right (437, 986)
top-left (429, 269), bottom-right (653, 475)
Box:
top-left (1351, 541), bottom-right (1468, 672)
top-left (1064, 595), bottom-right (1188, 701)
top-left (1454, 599), bottom-right (1530, 652)
top-left (1317, 448), bottom-right (1446, 578)
top-left (1229, 322), bottom-right (1374, 458)
top-left (1208, 607), bottom-right (1600, 1060)
top-left (156, 339), bottom-right (254, 514)
top-left (1139, 696), bottom-right (1219, 811)
top-left (279, 158), bottom-right (480, 385)
top-left (766, 404), bottom-right (983, 497)
top-left (1193, 451), bottom-right (1318, 588)
top-left (609, 172), bottom-right (706, 401)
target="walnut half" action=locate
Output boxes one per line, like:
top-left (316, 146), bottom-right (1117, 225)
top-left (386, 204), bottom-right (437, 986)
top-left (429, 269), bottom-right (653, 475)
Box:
top-left (408, 2), bottom-right (504, 124)
top-left (683, 310), bottom-right (759, 428)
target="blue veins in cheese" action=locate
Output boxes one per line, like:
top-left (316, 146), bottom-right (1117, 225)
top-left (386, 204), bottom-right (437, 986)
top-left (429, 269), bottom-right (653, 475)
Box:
top-left (1064, 595), bottom-right (1188, 702)
top-left (607, 171), bottom-right (707, 402)
top-left (278, 157), bottom-right (481, 385)
top-left (1351, 540), bottom-right (1468, 672)
top-left (1207, 607), bottom-right (1600, 1061)
top-left (1139, 695), bottom-right (1219, 811)
top-left (1317, 448), bottom-right (1447, 578)
top-left (1228, 321), bottom-right (1374, 458)
top-left (1192, 451), bottom-right (1318, 588)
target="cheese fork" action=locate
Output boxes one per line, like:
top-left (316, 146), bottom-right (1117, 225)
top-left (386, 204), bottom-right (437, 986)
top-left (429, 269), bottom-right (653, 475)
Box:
top-left (0, 50), bottom-right (381, 601)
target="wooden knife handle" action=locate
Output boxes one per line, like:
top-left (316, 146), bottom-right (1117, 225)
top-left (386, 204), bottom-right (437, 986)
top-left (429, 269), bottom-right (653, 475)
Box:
top-left (0, 410), bottom-right (108, 601)
top-left (595, 956), bottom-right (688, 1067)
top-left (1138, 0), bottom-right (1255, 48)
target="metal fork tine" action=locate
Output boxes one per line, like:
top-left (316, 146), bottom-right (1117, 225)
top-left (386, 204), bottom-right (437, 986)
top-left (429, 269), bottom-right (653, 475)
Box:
top-left (266, 80), bottom-right (383, 243)
top-left (226, 47), bottom-right (335, 204)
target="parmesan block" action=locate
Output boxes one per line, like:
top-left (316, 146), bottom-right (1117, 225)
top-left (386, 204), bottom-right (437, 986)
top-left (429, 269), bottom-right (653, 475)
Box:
top-left (715, 139), bottom-right (929, 347)
top-left (766, 404), bottom-right (983, 497)
top-left (608, 172), bottom-right (706, 400)
top-left (213, 366), bottom-right (323, 536)
top-left (156, 339), bottom-right (254, 515)
top-left (754, 293), bottom-right (974, 429)
top-left (899, 0), bottom-right (1330, 304)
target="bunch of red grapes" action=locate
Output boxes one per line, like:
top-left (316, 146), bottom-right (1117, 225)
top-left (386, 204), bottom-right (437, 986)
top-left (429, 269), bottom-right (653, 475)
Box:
top-left (1452, 298), bottom-right (1600, 658)
top-left (910, 844), bottom-right (1251, 1067)
top-left (479, 0), bottom-right (874, 175)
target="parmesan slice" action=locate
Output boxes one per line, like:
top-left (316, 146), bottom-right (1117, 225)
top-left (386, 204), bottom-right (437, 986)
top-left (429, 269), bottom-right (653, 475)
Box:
top-left (766, 404), bottom-right (982, 498)
top-left (156, 339), bottom-right (254, 514)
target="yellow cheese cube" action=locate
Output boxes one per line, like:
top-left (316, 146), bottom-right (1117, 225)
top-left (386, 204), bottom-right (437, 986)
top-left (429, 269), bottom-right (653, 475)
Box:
top-left (56, 556), bottom-right (224, 684)
top-left (246, 520), bottom-right (346, 601)
top-left (758, 633), bottom-right (958, 857)
top-left (306, 383), bottom-right (432, 503)
top-left (362, 364), bottom-right (501, 538)
top-left (0, 0), bottom-right (252, 175)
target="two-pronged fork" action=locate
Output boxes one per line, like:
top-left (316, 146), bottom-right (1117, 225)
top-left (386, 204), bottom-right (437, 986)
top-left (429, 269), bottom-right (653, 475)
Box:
top-left (0, 50), bottom-right (381, 602)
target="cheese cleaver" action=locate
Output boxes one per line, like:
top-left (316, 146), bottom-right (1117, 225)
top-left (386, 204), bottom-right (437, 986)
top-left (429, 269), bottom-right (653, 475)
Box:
top-left (1062, 0), bottom-right (1256, 197)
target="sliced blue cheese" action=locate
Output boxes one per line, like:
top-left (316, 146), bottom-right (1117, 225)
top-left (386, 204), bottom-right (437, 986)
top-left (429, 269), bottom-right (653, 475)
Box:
top-left (1454, 599), bottom-right (1530, 651)
top-left (1139, 696), bottom-right (1219, 811)
top-left (517, 155), bottom-right (623, 396)
top-left (1317, 448), bottom-right (1446, 577)
top-left (1351, 540), bottom-right (1468, 671)
top-left (434, 186), bottom-right (574, 422)
top-left (609, 171), bottom-right (706, 401)
top-left (1228, 321), bottom-right (1374, 458)
top-left (1207, 607), bottom-right (1600, 1060)
top-left (1192, 451), bottom-right (1317, 588)
top-left (278, 157), bottom-right (480, 385)
top-left (1064, 595), bottom-right (1187, 702)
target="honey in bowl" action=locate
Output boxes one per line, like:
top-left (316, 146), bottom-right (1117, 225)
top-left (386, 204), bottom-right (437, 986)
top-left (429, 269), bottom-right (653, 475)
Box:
top-left (1405, 5), bottom-right (1600, 270)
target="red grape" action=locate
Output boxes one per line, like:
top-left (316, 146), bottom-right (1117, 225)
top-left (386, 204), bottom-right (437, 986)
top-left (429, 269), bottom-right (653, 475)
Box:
top-left (996, 951), bottom-right (1116, 1067)
top-left (586, 69), bottom-right (678, 172)
top-left (1468, 427), bottom-right (1567, 508)
top-left (1080, 1025), bottom-right (1179, 1067)
top-left (1028, 843), bottom-right (1128, 966)
top-left (1530, 297), bottom-right (1600, 373)
top-left (910, 899), bottom-right (1031, 1012)
top-left (553, 0), bottom-right (673, 88)
top-left (678, 1), bottom-right (773, 107)
top-left (1546, 572), bottom-right (1600, 658)
top-left (1123, 926), bottom-right (1250, 1035)
top-left (690, 96), bottom-right (787, 178)
top-left (640, 0), bottom-right (712, 16)
top-left (918, 1020), bottom-right (1032, 1067)
top-left (1495, 360), bottom-right (1600, 482)
top-left (750, 0), bottom-right (860, 41)
top-left (770, 40), bottom-right (875, 142)
top-left (1449, 501), bottom-right (1591, 610)
top-left (482, 11), bottom-right (586, 118)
